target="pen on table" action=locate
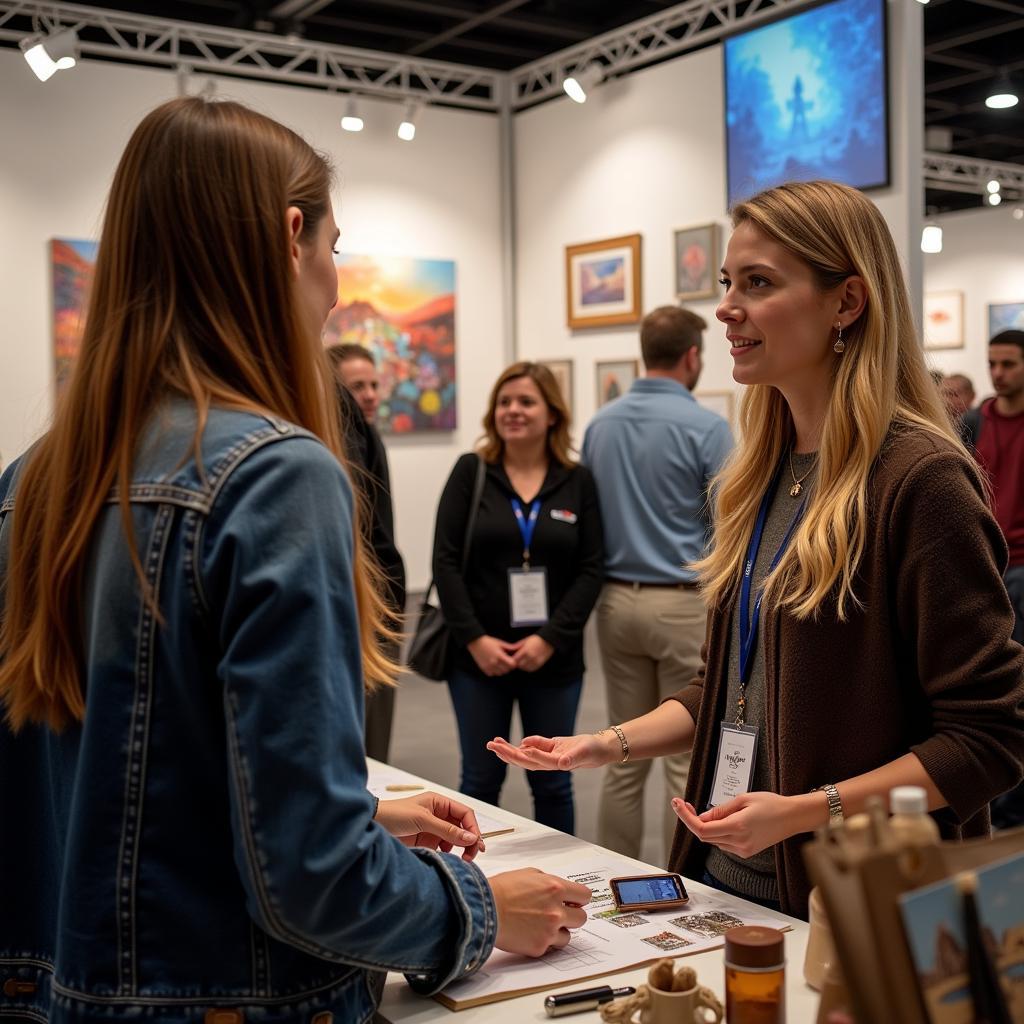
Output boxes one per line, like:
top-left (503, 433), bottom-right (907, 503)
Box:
top-left (384, 784), bottom-right (424, 791)
top-left (544, 985), bottom-right (636, 1017)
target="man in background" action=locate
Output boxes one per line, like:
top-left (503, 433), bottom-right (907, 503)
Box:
top-left (965, 330), bottom-right (1024, 827)
top-left (582, 306), bottom-right (733, 860)
top-left (941, 372), bottom-right (976, 447)
top-left (326, 343), bottom-right (406, 763)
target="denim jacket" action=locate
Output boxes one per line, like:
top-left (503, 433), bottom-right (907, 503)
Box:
top-left (0, 400), bottom-right (496, 1023)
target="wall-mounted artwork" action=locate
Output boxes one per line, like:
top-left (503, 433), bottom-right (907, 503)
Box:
top-left (324, 255), bottom-right (456, 434)
top-left (566, 234), bottom-right (642, 329)
top-left (724, 0), bottom-right (889, 205)
top-left (989, 301), bottom-right (1024, 337)
top-left (51, 238), bottom-right (97, 396)
top-left (595, 359), bottom-right (639, 408)
top-left (923, 291), bottom-right (964, 350)
top-left (674, 224), bottom-right (720, 301)
top-left (695, 390), bottom-right (737, 430)
top-left (538, 359), bottom-right (574, 421)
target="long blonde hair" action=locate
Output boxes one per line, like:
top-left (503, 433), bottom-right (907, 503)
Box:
top-left (1, 98), bottom-right (395, 733)
top-left (697, 181), bottom-right (958, 620)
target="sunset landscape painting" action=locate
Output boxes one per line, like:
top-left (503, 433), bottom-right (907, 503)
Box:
top-left (324, 254), bottom-right (456, 434)
top-left (51, 238), bottom-right (97, 396)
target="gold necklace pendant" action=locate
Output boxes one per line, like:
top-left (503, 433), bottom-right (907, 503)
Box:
top-left (790, 481), bottom-right (803, 498)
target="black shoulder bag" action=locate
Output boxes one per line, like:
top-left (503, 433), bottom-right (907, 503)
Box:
top-left (406, 455), bottom-right (486, 682)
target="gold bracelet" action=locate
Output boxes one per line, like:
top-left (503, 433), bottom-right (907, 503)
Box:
top-left (608, 724), bottom-right (630, 763)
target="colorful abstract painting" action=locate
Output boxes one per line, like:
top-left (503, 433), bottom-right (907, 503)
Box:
top-left (324, 254), bottom-right (456, 434)
top-left (51, 238), bottom-right (97, 395)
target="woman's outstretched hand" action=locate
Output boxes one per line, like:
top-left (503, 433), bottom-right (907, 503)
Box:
top-left (487, 732), bottom-right (617, 772)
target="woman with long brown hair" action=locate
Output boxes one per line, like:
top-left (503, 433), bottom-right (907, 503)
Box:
top-left (489, 181), bottom-right (1024, 918)
top-left (432, 361), bottom-right (604, 834)
top-left (0, 98), bottom-right (589, 1023)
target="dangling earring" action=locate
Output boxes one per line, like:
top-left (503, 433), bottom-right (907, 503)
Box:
top-left (833, 322), bottom-right (845, 354)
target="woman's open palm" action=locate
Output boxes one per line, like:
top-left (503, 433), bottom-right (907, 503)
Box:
top-left (487, 733), bottom-right (611, 772)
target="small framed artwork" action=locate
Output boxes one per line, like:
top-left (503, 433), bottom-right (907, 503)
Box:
top-left (674, 223), bottom-right (720, 300)
top-left (595, 359), bottom-right (639, 408)
top-left (923, 291), bottom-right (964, 350)
top-left (695, 389), bottom-right (736, 428)
top-left (538, 359), bottom-right (574, 420)
top-left (566, 234), bottom-right (642, 329)
top-left (988, 301), bottom-right (1024, 337)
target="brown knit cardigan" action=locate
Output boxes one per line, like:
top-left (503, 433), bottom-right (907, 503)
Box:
top-left (667, 426), bottom-right (1024, 919)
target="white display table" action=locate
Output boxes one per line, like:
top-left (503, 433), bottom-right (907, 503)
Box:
top-left (369, 759), bottom-right (821, 1023)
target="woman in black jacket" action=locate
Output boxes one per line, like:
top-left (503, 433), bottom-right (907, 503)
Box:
top-left (432, 362), bottom-right (604, 833)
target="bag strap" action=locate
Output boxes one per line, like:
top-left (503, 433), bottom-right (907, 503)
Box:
top-left (424, 454), bottom-right (487, 601)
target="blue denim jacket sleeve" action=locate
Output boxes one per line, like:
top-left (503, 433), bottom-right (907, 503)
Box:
top-left (198, 434), bottom-right (496, 992)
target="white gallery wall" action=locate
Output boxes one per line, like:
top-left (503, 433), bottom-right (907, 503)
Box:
top-left (513, 0), bottom-right (924, 437)
top-left (0, 49), bottom-right (505, 590)
top-left (923, 206), bottom-right (1024, 399)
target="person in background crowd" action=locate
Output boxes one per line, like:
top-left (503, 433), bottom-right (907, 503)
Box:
top-left (0, 97), bottom-right (590, 1024)
top-left (327, 342), bottom-right (406, 762)
top-left (331, 341), bottom-right (382, 423)
top-left (941, 372), bottom-right (976, 447)
top-left (964, 330), bottom-right (1024, 828)
top-left (490, 181), bottom-right (1024, 921)
top-left (581, 306), bottom-right (732, 861)
top-left (432, 362), bottom-right (604, 834)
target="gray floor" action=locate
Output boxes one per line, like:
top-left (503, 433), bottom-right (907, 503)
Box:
top-left (387, 618), bottom-right (671, 867)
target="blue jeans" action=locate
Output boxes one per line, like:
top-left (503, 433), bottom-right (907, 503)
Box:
top-left (701, 869), bottom-right (784, 915)
top-left (448, 669), bottom-right (583, 834)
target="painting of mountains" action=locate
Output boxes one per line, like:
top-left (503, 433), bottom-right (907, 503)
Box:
top-left (51, 238), bottom-right (97, 396)
top-left (324, 254), bottom-right (456, 434)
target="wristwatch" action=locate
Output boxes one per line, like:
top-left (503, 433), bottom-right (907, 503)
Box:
top-left (815, 783), bottom-right (844, 825)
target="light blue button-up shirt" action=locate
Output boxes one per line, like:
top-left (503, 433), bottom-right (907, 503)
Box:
top-left (582, 377), bottom-right (733, 583)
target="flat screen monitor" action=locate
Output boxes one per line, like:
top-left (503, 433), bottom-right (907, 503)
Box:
top-left (723, 0), bottom-right (889, 205)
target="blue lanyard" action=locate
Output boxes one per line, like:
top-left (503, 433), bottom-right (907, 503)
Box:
top-left (511, 498), bottom-right (541, 566)
top-left (738, 472), bottom-right (806, 686)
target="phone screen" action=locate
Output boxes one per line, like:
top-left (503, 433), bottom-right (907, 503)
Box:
top-left (616, 876), bottom-right (683, 905)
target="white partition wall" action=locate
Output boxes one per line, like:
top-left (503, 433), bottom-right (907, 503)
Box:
top-left (0, 49), bottom-right (505, 589)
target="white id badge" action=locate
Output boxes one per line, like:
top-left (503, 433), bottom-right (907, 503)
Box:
top-left (508, 567), bottom-right (549, 627)
top-left (707, 723), bottom-right (760, 808)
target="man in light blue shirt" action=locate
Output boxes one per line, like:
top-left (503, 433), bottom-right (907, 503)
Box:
top-left (582, 306), bottom-right (732, 860)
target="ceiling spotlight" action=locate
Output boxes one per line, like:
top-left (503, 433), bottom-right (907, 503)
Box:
top-left (988, 192), bottom-right (1002, 206)
top-left (397, 103), bottom-right (418, 142)
top-left (340, 96), bottom-right (364, 133)
top-left (1013, 206), bottom-right (1024, 221)
top-left (921, 224), bottom-right (943, 254)
top-left (987, 179), bottom-right (1001, 194)
top-left (986, 75), bottom-right (1019, 109)
top-left (563, 63), bottom-right (603, 104)
top-left (20, 27), bottom-right (78, 82)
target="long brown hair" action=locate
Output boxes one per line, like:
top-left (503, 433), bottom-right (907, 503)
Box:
top-left (696, 181), bottom-right (959, 620)
top-left (1, 97), bottom-right (395, 732)
top-left (478, 362), bottom-right (575, 466)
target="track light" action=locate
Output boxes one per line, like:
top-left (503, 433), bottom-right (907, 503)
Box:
top-left (986, 74), bottom-right (1019, 109)
top-left (1013, 207), bottom-right (1024, 221)
top-left (397, 103), bottom-right (418, 142)
top-left (987, 179), bottom-right (1001, 194)
top-left (20, 27), bottom-right (78, 82)
top-left (563, 63), bottom-right (603, 104)
top-left (921, 224), bottom-right (943, 254)
top-left (340, 96), bottom-right (364, 132)
top-left (988, 192), bottom-right (1002, 206)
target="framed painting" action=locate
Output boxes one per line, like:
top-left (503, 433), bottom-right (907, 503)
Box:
top-left (324, 254), bottom-right (456, 434)
top-left (923, 291), bottom-right (964, 350)
top-left (989, 301), bottom-right (1024, 337)
top-left (595, 359), bottom-right (639, 408)
top-left (538, 359), bottom-right (574, 420)
top-left (695, 389), bottom-right (736, 429)
top-left (51, 237), bottom-right (97, 397)
top-left (566, 234), bottom-right (642, 329)
top-left (674, 223), bottom-right (720, 300)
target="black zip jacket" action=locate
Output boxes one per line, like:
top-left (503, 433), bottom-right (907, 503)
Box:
top-left (432, 452), bottom-right (604, 685)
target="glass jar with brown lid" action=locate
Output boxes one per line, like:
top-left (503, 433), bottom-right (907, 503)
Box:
top-left (724, 925), bottom-right (785, 1023)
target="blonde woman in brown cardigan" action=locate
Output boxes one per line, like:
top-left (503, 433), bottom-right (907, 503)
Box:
top-left (489, 180), bottom-right (1024, 919)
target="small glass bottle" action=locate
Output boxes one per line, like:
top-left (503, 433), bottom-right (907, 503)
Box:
top-left (724, 925), bottom-right (786, 1024)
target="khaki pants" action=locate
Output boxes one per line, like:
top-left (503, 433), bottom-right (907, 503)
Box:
top-left (596, 582), bottom-right (705, 862)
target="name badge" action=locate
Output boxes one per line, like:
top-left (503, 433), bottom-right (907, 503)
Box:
top-left (508, 567), bottom-right (549, 627)
top-left (707, 723), bottom-right (759, 808)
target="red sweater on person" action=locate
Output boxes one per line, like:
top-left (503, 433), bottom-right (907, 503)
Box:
top-left (975, 398), bottom-right (1024, 567)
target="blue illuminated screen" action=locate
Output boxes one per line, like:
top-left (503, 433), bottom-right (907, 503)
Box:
top-left (724, 0), bottom-right (889, 205)
top-left (617, 877), bottom-right (681, 904)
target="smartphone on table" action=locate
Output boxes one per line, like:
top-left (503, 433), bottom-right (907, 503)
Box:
top-left (609, 873), bottom-right (689, 912)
